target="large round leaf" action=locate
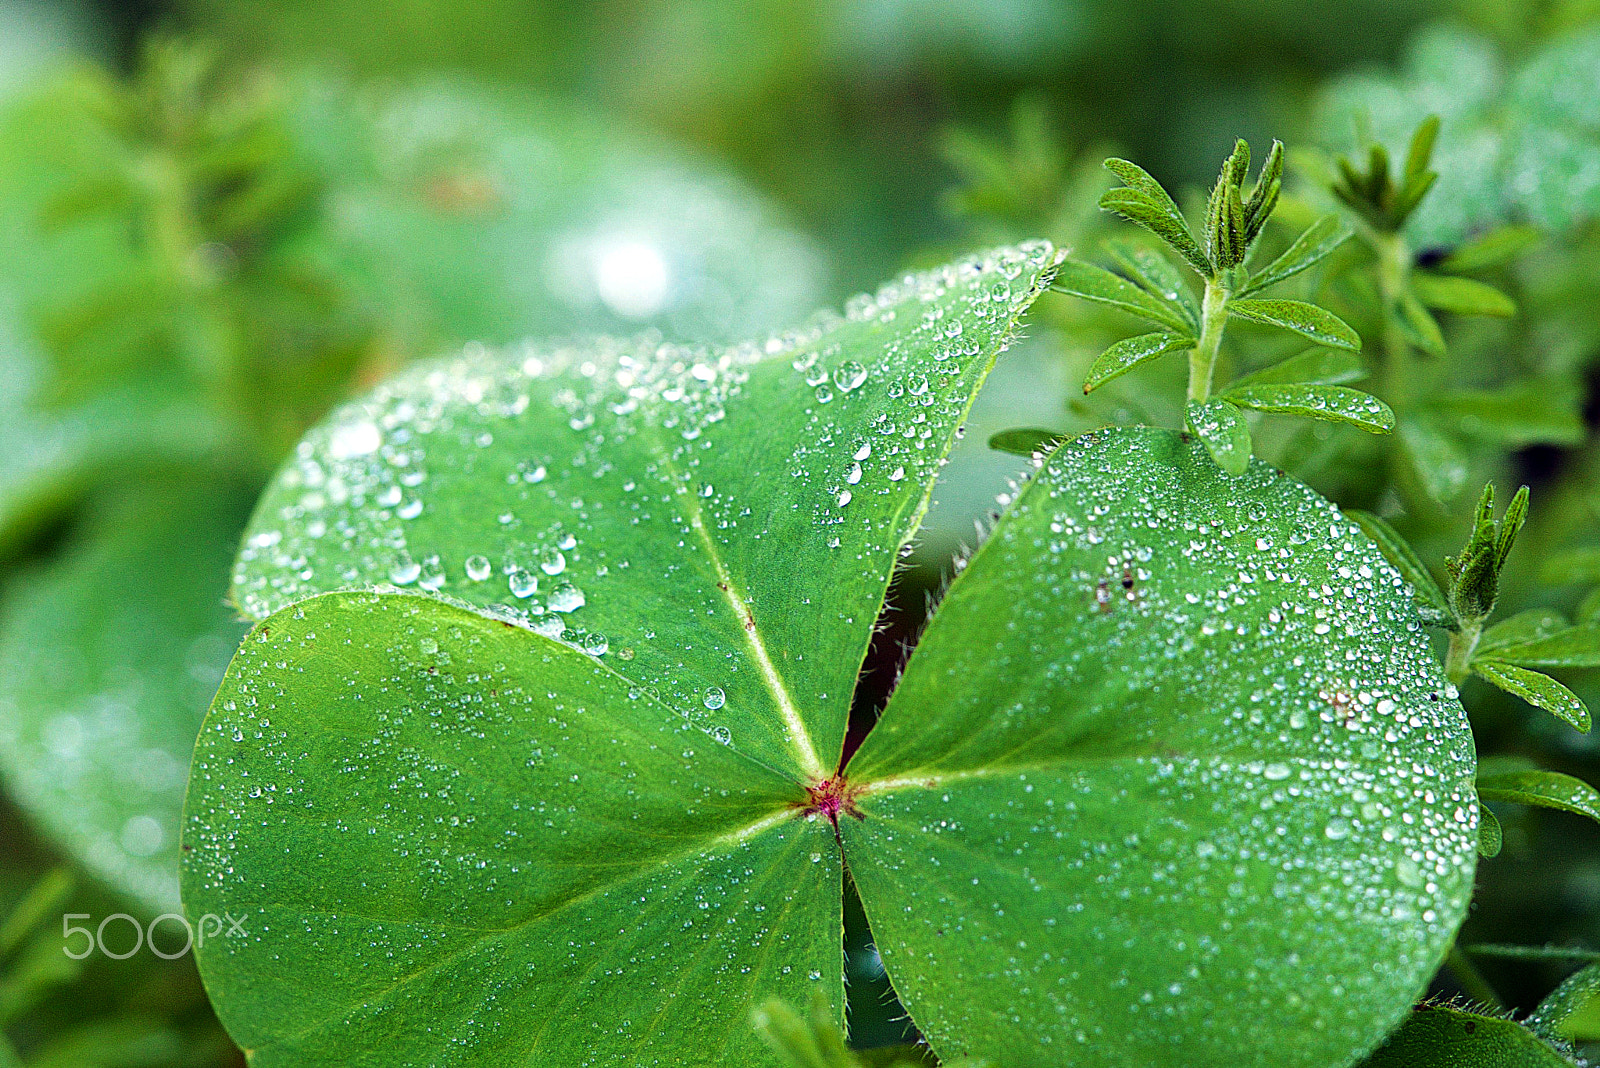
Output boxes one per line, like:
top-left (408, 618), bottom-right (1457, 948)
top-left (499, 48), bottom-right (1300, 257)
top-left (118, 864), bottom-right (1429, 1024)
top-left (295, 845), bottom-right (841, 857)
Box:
top-left (843, 427), bottom-right (1479, 1067)
top-left (0, 476), bottom-right (250, 911)
top-left (188, 244), bottom-right (1063, 1062)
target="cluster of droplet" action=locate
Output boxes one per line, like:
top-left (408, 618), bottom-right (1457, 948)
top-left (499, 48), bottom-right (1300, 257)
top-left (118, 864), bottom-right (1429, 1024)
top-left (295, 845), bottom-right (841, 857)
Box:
top-left (231, 243), bottom-right (1061, 764)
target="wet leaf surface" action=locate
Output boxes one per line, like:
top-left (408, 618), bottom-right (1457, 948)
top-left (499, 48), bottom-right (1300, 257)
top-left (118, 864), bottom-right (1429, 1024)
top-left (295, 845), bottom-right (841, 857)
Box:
top-left (844, 428), bottom-right (1478, 1068)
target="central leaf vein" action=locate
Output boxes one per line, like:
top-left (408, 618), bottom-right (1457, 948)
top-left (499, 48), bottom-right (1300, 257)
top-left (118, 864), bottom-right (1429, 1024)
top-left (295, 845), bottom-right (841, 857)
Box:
top-left (651, 433), bottom-right (826, 781)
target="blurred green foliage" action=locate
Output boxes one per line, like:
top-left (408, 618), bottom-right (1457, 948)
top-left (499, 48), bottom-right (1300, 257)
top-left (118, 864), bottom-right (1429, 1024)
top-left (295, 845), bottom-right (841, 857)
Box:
top-left (0, 0), bottom-right (1597, 1064)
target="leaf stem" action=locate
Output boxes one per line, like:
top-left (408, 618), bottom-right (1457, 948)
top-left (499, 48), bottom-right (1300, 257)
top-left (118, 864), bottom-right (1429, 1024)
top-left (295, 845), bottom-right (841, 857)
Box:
top-left (1376, 231), bottom-right (1413, 397)
top-left (1187, 278), bottom-right (1229, 403)
top-left (1446, 943), bottom-right (1505, 1011)
top-left (1445, 619), bottom-right (1482, 686)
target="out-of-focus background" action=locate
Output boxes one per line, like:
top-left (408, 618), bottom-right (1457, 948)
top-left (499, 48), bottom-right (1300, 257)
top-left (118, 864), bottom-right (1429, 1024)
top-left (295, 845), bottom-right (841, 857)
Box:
top-left (0, 0), bottom-right (1598, 1062)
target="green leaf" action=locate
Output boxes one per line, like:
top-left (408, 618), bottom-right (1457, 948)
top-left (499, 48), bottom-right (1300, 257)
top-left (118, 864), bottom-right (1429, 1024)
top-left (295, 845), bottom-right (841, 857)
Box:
top-left (190, 401), bottom-right (1478, 1061)
top-left (1478, 770), bottom-right (1600, 829)
top-left (1529, 963), bottom-right (1600, 1043)
top-left (987, 427), bottom-right (1066, 457)
top-left (1506, 28), bottom-right (1600, 234)
top-left (1478, 801), bottom-right (1503, 857)
top-left (1472, 661), bottom-right (1591, 732)
top-left (1580, 589), bottom-right (1600, 626)
top-left (1204, 143), bottom-right (1251, 270)
top-left (1239, 215), bottom-right (1350, 296)
top-left (0, 476), bottom-right (250, 912)
top-left (1479, 609), bottom-right (1569, 653)
top-left (1097, 190), bottom-right (1213, 276)
top-left (1439, 225), bottom-right (1541, 273)
top-left (1430, 384), bottom-right (1586, 448)
top-left (1228, 298), bottom-right (1361, 350)
top-left (1403, 114), bottom-right (1441, 185)
top-left (1395, 292), bottom-right (1446, 358)
top-left (1483, 624), bottom-right (1600, 669)
top-left (1100, 158), bottom-right (1212, 274)
top-left (1316, 26), bottom-right (1600, 244)
top-left (0, 333), bottom-right (227, 557)
top-left (1226, 348), bottom-right (1366, 389)
top-left (1221, 384), bottom-right (1394, 433)
top-left (1450, 484), bottom-right (1503, 624)
top-left (1186, 398), bottom-right (1252, 475)
top-left (1083, 331), bottom-right (1193, 393)
top-left (313, 83), bottom-right (831, 348)
top-left (1356, 1005), bottom-right (1575, 1068)
top-left (1411, 273), bottom-right (1517, 317)
top-left (1343, 510), bottom-right (1452, 623)
top-left (0, 869), bottom-right (73, 960)
top-left (843, 427), bottom-right (1478, 1067)
top-left (1102, 238), bottom-right (1201, 327)
top-left (1050, 257), bottom-right (1194, 332)
top-left (751, 997), bottom-right (856, 1067)
top-left (1399, 416), bottom-right (1471, 503)
top-left (1494, 485), bottom-right (1529, 570)
top-left (752, 996), bottom-right (959, 1068)
top-left (1242, 139), bottom-right (1284, 240)
top-left (1540, 548), bottom-right (1600, 586)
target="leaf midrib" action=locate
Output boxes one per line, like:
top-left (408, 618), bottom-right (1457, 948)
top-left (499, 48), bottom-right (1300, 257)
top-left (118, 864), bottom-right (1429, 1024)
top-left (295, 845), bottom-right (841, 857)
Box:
top-left (647, 425), bottom-right (826, 780)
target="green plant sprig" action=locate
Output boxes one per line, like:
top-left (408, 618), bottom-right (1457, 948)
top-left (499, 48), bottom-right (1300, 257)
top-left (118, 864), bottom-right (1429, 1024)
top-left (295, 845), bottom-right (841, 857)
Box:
top-left (1046, 138), bottom-right (1393, 475)
top-left (37, 38), bottom-right (373, 466)
top-left (1327, 116), bottom-right (1522, 366)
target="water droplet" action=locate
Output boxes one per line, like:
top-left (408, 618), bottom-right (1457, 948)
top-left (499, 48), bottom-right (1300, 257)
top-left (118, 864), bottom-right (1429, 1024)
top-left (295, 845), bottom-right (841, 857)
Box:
top-left (548, 582), bottom-right (586, 613)
top-left (389, 556), bottom-right (421, 585)
top-left (833, 360), bottom-right (868, 392)
top-left (703, 687), bottom-right (726, 710)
